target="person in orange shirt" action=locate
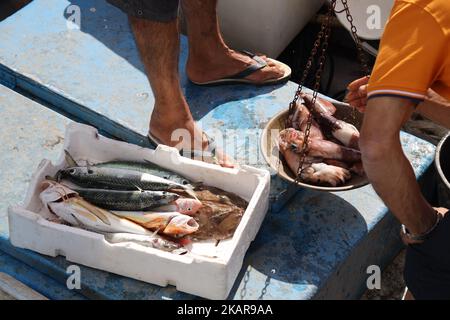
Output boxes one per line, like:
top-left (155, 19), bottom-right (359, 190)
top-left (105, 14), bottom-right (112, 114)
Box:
top-left (345, 0), bottom-right (450, 299)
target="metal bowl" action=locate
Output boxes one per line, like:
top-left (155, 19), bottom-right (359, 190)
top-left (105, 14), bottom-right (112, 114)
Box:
top-left (260, 100), bottom-right (370, 191)
top-left (436, 132), bottom-right (450, 190)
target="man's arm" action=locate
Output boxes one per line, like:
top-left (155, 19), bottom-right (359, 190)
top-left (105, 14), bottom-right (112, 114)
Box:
top-left (416, 89), bottom-right (450, 128)
top-left (360, 96), bottom-right (437, 234)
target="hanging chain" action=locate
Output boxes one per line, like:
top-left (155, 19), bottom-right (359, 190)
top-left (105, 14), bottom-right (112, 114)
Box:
top-left (286, 1), bottom-right (336, 126)
top-left (288, 1), bottom-right (336, 182)
top-left (286, 0), bottom-right (370, 183)
top-left (340, 0), bottom-right (371, 121)
top-left (340, 0), bottom-right (371, 75)
top-left (295, 22), bottom-right (333, 181)
top-left (286, 4), bottom-right (334, 125)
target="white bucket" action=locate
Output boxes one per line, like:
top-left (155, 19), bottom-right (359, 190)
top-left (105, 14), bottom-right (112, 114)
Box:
top-left (436, 132), bottom-right (450, 208)
top-left (217, 0), bottom-right (325, 57)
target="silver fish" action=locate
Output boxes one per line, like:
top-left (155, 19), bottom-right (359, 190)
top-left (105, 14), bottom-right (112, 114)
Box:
top-left (72, 187), bottom-right (179, 211)
top-left (95, 160), bottom-right (196, 187)
top-left (103, 233), bottom-right (187, 254)
top-left (40, 181), bottom-right (153, 235)
top-left (58, 166), bottom-right (198, 199)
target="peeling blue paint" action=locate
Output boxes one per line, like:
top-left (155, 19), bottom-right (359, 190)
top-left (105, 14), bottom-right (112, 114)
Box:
top-left (0, 250), bottom-right (85, 300)
top-left (0, 0), bottom-right (439, 300)
top-left (0, 0), bottom-right (319, 210)
top-left (0, 84), bottom-right (437, 301)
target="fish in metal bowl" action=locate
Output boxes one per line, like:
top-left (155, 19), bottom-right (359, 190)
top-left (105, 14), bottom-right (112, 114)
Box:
top-left (261, 93), bottom-right (369, 191)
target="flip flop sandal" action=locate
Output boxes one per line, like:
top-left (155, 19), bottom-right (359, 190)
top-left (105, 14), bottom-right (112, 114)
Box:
top-left (189, 50), bottom-right (292, 86)
top-left (148, 131), bottom-right (221, 165)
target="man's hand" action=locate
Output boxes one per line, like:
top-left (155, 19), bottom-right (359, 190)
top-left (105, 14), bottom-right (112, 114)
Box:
top-left (345, 76), bottom-right (370, 112)
top-left (346, 77), bottom-right (450, 129)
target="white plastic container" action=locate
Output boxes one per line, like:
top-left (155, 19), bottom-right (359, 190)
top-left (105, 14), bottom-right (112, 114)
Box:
top-left (334, 0), bottom-right (394, 40)
top-left (8, 123), bottom-right (270, 300)
top-left (217, 0), bottom-right (325, 57)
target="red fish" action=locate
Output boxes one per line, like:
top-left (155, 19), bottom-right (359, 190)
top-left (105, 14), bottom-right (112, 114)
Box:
top-left (279, 128), bottom-right (361, 163)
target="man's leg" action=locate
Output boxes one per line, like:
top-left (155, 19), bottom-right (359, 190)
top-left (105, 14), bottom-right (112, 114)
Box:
top-left (182, 0), bottom-right (285, 84)
top-left (129, 17), bottom-right (234, 167)
top-left (403, 209), bottom-right (450, 300)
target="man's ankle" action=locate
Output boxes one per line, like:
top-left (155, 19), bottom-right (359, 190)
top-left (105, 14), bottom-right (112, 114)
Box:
top-left (188, 43), bottom-right (230, 61)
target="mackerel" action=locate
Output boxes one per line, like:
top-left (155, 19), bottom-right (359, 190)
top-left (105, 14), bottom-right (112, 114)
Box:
top-left (73, 187), bottom-right (179, 211)
top-left (59, 166), bottom-right (198, 199)
top-left (95, 160), bottom-right (195, 186)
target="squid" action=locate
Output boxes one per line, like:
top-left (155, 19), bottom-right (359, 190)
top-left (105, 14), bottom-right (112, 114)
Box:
top-left (279, 93), bottom-right (365, 186)
top-left (278, 146), bottom-right (351, 187)
top-left (301, 93), bottom-right (360, 150)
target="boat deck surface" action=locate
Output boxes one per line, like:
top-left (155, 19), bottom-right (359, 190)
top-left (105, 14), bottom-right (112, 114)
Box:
top-left (0, 0), bottom-right (438, 299)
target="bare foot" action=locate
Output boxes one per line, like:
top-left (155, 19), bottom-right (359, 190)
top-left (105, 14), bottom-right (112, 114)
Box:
top-left (186, 48), bottom-right (286, 84)
top-left (149, 100), bottom-right (235, 168)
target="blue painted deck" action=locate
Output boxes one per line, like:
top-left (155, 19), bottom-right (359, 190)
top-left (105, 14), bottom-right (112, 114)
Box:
top-left (0, 85), bottom-right (79, 299)
top-left (0, 85), bottom-right (195, 299)
top-left (0, 251), bottom-right (85, 300)
top-left (0, 0), bottom-right (315, 210)
top-left (0, 0), bottom-right (439, 299)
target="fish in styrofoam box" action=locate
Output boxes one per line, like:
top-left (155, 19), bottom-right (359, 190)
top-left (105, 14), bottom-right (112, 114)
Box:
top-left (7, 123), bottom-right (270, 299)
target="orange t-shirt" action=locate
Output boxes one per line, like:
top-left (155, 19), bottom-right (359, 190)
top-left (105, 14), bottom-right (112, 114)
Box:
top-left (368, 0), bottom-right (450, 101)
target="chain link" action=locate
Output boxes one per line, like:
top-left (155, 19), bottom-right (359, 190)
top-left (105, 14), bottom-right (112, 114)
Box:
top-left (286, 2), bottom-right (335, 126)
top-left (287, 0), bottom-right (370, 183)
top-left (341, 0), bottom-right (371, 75)
top-left (290, 1), bottom-right (336, 182)
top-left (296, 23), bottom-right (333, 181)
top-left (340, 0), bottom-right (371, 123)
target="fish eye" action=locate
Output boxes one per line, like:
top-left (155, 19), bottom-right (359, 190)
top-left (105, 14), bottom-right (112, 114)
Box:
top-left (69, 169), bottom-right (76, 174)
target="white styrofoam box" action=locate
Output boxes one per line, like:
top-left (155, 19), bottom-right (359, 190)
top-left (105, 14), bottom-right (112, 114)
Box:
top-left (217, 0), bottom-right (325, 58)
top-left (8, 123), bottom-right (270, 299)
